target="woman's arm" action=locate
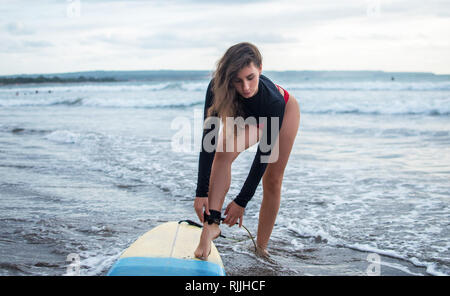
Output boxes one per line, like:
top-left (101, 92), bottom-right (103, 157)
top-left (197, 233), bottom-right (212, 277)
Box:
top-left (233, 98), bottom-right (286, 208)
top-left (195, 80), bottom-right (217, 198)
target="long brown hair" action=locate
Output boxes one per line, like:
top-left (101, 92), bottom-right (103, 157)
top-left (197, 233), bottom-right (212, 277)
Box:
top-left (207, 42), bottom-right (263, 120)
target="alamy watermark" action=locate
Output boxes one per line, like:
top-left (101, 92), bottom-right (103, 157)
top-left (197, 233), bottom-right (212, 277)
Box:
top-left (65, 253), bottom-right (81, 276)
top-left (66, 0), bottom-right (81, 18)
top-left (366, 0), bottom-right (381, 17)
top-left (366, 253), bottom-right (381, 276)
top-left (170, 110), bottom-right (281, 163)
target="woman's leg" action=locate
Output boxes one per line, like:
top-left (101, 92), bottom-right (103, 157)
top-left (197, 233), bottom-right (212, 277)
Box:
top-left (257, 96), bottom-right (300, 255)
top-left (195, 124), bottom-right (262, 259)
top-left (194, 149), bottom-right (236, 259)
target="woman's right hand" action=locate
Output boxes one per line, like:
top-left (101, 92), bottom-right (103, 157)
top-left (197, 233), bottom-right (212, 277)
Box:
top-left (194, 197), bottom-right (210, 223)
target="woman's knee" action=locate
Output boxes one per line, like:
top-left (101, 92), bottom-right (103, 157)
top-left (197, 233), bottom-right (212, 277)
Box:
top-left (214, 151), bottom-right (239, 164)
top-left (262, 171), bottom-right (283, 193)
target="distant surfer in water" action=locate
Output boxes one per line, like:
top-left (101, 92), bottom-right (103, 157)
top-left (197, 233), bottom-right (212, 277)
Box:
top-left (194, 42), bottom-right (300, 259)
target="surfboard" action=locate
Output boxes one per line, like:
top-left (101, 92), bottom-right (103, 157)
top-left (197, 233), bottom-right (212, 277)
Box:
top-left (107, 221), bottom-right (226, 276)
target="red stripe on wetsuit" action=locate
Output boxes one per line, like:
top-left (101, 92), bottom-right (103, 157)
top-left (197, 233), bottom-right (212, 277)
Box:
top-left (275, 84), bottom-right (290, 103)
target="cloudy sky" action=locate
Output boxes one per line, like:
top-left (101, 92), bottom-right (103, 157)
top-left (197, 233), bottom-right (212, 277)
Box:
top-left (1, 0), bottom-right (449, 75)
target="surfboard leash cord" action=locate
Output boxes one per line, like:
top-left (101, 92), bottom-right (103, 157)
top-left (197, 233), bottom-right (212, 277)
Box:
top-left (178, 219), bottom-right (257, 252)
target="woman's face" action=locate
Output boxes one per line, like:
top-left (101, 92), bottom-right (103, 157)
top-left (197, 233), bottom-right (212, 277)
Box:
top-left (232, 62), bottom-right (262, 98)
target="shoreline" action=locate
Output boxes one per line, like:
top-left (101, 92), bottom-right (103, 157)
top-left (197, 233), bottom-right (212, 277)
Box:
top-left (220, 241), bottom-right (434, 276)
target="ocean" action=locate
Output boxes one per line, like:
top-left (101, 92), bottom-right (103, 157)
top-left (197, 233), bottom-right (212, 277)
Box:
top-left (0, 70), bottom-right (449, 276)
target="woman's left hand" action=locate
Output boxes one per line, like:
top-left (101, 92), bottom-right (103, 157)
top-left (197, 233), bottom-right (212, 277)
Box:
top-left (223, 201), bottom-right (245, 227)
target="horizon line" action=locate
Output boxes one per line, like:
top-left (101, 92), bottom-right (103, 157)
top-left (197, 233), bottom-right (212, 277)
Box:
top-left (1, 69), bottom-right (449, 77)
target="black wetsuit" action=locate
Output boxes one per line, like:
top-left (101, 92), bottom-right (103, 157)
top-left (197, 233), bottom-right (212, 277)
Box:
top-left (195, 74), bottom-right (287, 208)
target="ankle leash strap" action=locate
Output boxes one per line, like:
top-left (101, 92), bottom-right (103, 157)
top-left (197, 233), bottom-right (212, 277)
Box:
top-left (203, 210), bottom-right (222, 225)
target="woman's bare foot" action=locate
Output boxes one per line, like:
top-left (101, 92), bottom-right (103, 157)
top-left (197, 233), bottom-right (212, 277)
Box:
top-left (255, 244), bottom-right (270, 259)
top-left (194, 223), bottom-right (221, 260)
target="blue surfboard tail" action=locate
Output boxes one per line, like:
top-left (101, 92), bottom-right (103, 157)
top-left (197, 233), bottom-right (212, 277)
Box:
top-left (107, 257), bottom-right (226, 276)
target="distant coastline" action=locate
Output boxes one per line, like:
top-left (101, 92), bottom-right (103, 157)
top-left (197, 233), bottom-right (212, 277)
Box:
top-left (0, 75), bottom-right (117, 85)
top-left (0, 70), bottom-right (448, 85)
top-left (0, 70), bottom-right (211, 85)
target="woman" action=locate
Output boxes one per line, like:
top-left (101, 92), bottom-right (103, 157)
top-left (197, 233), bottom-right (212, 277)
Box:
top-left (194, 42), bottom-right (300, 259)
